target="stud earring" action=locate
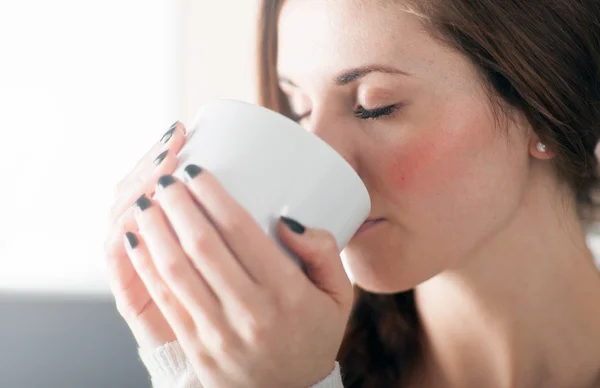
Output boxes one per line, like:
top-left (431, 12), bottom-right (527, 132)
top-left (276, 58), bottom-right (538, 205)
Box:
top-left (536, 141), bottom-right (547, 153)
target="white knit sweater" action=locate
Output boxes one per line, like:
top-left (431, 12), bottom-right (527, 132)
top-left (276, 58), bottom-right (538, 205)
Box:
top-left (138, 340), bottom-right (345, 388)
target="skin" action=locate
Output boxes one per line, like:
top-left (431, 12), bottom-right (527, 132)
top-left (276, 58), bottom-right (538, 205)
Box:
top-left (277, 0), bottom-right (600, 387)
top-left (125, 170), bottom-right (351, 388)
top-left (105, 122), bottom-right (354, 387)
top-left (104, 123), bottom-right (186, 350)
top-left (103, 0), bottom-right (600, 387)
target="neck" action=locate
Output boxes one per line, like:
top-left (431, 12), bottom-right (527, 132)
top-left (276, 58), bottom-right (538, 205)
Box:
top-left (415, 173), bottom-right (600, 388)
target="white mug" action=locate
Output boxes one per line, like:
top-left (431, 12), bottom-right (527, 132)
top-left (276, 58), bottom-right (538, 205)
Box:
top-left (173, 99), bottom-right (371, 267)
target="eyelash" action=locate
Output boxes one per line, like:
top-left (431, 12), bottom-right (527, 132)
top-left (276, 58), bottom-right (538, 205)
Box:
top-left (291, 105), bottom-right (398, 123)
top-left (353, 105), bottom-right (398, 120)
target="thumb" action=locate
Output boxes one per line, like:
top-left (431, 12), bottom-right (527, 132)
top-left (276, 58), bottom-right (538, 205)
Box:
top-left (277, 216), bottom-right (353, 309)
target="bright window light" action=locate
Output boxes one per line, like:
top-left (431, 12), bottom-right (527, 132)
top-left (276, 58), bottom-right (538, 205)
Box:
top-left (0, 0), bottom-right (180, 293)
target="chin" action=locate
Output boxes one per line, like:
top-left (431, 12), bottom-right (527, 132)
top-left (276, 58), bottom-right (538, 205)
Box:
top-left (343, 253), bottom-right (417, 294)
top-left (356, 281), bottom-right (411, 295)
top-left (344, 222), bottom-right (459, 294)
top-left (343, 242), bottom-right (447, 294)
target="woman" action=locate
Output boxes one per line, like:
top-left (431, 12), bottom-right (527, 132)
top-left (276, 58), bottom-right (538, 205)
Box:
top-left (104, 0), bottom-right (600, 387)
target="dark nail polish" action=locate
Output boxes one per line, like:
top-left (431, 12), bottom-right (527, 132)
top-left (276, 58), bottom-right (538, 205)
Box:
top-left (135, 194), bottom-right (152, 211)
top-left (157, 174), bottom-right (176, 189)
top-left (160, 122), bottom-right (178, 143)
top-left (184, 164), bottom-right (203, 180)
top-left (125, 232), bottom-right (139, 249)
top-left (281, 216), bottom-right (306, 234)
top-left (153, 150), bottom-right (168, 166)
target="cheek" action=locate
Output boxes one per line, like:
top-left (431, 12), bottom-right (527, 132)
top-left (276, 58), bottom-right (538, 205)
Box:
top-left (372, 95), bottom-right (529, 218)
top-left (385, 125), bottom-right (481, 193)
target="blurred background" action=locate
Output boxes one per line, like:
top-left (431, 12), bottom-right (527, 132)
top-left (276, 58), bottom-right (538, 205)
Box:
top-left (1, 1), bottom-right (599, 388)
top-left (0, 1), bottom-right (258, 387)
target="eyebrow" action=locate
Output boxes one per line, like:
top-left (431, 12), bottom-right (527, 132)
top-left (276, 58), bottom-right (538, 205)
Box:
top-left (278, 64), bottom-right (411, 88)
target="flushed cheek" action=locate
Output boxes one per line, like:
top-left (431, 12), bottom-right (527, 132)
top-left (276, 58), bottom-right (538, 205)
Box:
top-left (384, 120), bottom-right (490, 195)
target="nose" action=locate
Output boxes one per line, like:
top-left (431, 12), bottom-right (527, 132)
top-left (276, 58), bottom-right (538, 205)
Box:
top-left (304, 108), bottom-right (360, 172)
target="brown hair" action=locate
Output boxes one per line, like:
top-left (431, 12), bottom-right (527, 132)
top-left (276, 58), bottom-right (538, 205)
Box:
top-left (257, 0), bottom-right (600, 386)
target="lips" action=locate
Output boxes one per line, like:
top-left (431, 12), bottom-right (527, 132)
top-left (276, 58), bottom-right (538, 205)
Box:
top-left (356, 218), bottom-right (385, 234)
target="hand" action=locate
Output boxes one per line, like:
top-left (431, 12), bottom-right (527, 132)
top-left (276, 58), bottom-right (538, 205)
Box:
top-left (103, 121), bottom-right (187, 350)
top-left (124, 166), bottom-right (354, 388)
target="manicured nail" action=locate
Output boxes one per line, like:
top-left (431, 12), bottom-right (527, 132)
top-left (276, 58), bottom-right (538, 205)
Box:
top-left (160, 122), bottom-right (178, 144)
top-left (157, 174), bottom-right (176, 189)
top-left (125, 232), bottom-right (139, 250)
top-left (153, 150), bottom-right (168, 166)
top-left (281, 216), bottom-right (306, 234)
top-left (134, 194), bottom-right (152, 211)
top-left (184, 164), bottom-right (203, 180)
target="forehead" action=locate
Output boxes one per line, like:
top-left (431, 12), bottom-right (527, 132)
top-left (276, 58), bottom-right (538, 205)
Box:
top-left (276, 0), bottom-right (428, 79)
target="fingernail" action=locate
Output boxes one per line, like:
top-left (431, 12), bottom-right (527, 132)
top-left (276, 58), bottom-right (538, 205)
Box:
top-left (281, 216), bottom-right (306, 234)
top-left (184, 164), bottom-right (203, 180)
top-left (160, 122), bottom-right (178, 144)
top-left (125, 232), bottom-right (139, 249)
top-left (157, 174), bottom-right (176, 189)
top-left (153, 150), bottom-right (168, 166)
top-left (134, 194), bottom-right (152, 211)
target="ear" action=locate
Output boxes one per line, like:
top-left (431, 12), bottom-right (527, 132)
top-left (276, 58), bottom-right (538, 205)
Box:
top-left (513, 109), bottom-right (555, 160)
top-left (529, 136), bottom-right (555, 160)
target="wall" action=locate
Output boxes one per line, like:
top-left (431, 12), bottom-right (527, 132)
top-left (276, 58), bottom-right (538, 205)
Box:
top-left (179, 0), bottom-right (259, 123)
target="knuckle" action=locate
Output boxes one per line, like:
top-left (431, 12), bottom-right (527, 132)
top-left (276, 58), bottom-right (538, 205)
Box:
top-left (238, 295), bottom-right (276, 342)
top-left (221, 215), bottom-right (246, 238)
top-left (159, 259), bottom-right (184, 282)
top-left (152, 281), bottom-right (173, 304)
top-left (240, 312), bottom-right (269, 343)
top-left (209, 330), bottom-right (238, 357)
top-left (103, 233), bottom-right (122, 258)
top-left (189, 350), bottom-right (216, 372)
top-left (114, 298), bottom-right (137, 321)
top-left (105, 217), bottom-right (129, 253)
top-left (184, 229), bottom-right (214, 258)
top-left (321, 232), bottom-right (339, 253)
top-left (113, 298), bottom-right (127, 316)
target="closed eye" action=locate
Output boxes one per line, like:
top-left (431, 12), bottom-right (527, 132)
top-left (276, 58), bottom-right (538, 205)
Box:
top-left (290, 104), bottom-right (399, 123)
top-left (353, 105), bottom-right (398, 119)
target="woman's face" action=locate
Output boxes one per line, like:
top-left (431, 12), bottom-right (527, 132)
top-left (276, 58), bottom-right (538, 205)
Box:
top-left (277, 0), bottom-right (533, 293)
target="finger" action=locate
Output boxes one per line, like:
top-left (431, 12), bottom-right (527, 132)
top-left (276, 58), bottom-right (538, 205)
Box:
top-left (114, 121), bottom-right (185, 197)
top-left (152, 175), bottom-right (256, 304)
top-left (109, 122), bottom-right (187, 224)
top-left (109, 149), bottom-right (178, 225)
top-left (104, 209), bottom-right (162, 326)
top-left (132, 193), bottom-right (226, 328)
top-left (277, 219), bottom-right (353, 310)
top-left (123, 230), bottom-right (201, 346)
top-left (130, 197), bottom-right (237, 372)
top-left (105, 207), bottom-right (136, 256)
top-left (104, 208), bottom-right (139, 292)
top-left (180, 164), bottom-right (300, 288)
top-left (115, 121), bottom-right (186, 195)
top-left (104, 210), bottom-right (170, 350)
